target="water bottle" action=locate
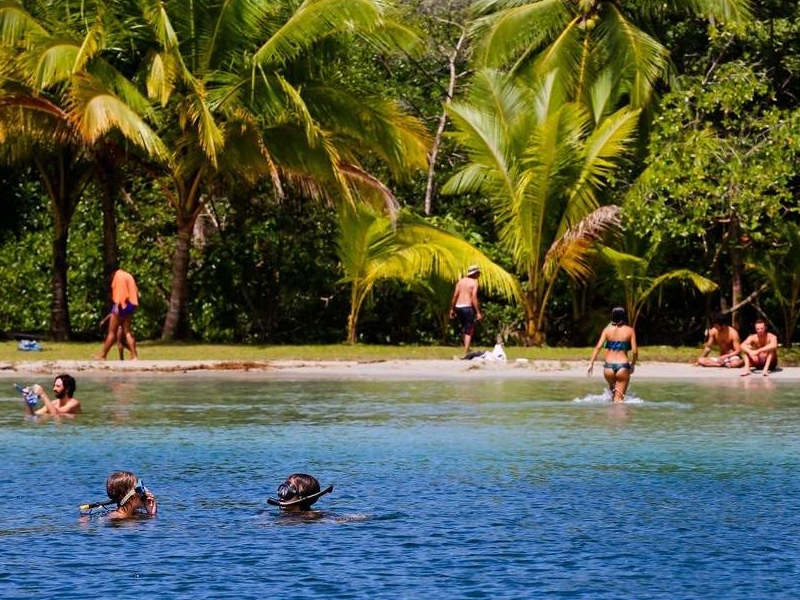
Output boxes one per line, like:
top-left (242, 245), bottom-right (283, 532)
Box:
top-left (14, 384), bottom-right (39, 408)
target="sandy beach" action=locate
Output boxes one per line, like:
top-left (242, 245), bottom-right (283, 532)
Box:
top-left (2, 358), bottom-right (798, 381)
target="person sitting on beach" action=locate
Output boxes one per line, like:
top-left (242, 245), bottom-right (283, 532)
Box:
top-left (740, 319), bottom-right (779, 377)
top-left (588, 307), bottom-right (638, 402)
top-left (267, 473), bottom-right (333, 512)
top-left (695, 312), bottom-right (744, 368)
top-left (29, 374), bottom-right (81, 417)
top-left (103, 471), bottom-right (157, 519)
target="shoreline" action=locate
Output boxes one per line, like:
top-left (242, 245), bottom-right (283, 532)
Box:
top-left (2, 358), bottom-right (799, 381)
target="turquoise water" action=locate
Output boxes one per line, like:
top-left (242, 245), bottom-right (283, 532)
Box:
top-left (1, 374), bottom-right (799, 599)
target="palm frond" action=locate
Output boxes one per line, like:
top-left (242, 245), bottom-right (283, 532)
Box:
top-left (252, 0), bottom-right (386, 68)
top-left (67, 73), bottom-right (167, 159)
top-left (470, 0), bottom-right (570, 69)
top-left (440, 163), bottom-right (491, 195)
top-left (146, 50), bottom-right (180, 106)
top-left (530, 16), bottom-right (584, 87)
top-left (0, 1), bottom-right (47, 46)
top-left (638, 269), bottom-right (718, 309)
top-left (340, 163), bottom-right (400, 220)
top-left (544, 205), bottom-right (621, 281)
top-left (182, 79), bottom-right (225, 166)
top-left (73, 17), bottom-right (104, 72)
top-left (141, 0), bottom-right (178, 50)
top-left (25, 37), bottom-right (80, 89)
top-left (597, 6), bottom-right (668, 107)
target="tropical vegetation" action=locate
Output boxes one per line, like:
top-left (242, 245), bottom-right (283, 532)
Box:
top-left (0, 0), bottom-right (797, 350)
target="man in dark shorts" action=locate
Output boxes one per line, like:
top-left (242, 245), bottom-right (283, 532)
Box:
top-left (449, 265), bottom-right (483, 356)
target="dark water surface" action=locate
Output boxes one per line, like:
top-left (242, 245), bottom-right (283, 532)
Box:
top-left (1, 374), bottom-right (799, 599)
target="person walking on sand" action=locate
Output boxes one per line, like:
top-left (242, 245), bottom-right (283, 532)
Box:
top-left (740, 319), bottom-right (779, 376)
top-left (95, 264), bottom-right (139, 360)
top-left (450, 265), bottom-right (483, 357)
top-left (696, 311), bottom-right (744, 368)
top-left (588, 307), bottom-right (638, 402)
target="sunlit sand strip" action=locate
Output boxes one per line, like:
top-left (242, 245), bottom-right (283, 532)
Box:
top-left (2, 359), bottom-right (798, 381)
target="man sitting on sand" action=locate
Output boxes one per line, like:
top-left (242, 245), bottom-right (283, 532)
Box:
top-left (741, 319), bottom-right (779, 377)
top-left (695, 312), bottom-right (743, 368)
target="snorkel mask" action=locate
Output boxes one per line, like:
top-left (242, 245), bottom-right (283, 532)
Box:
top-left (118, 479), bottom-right (148, 507)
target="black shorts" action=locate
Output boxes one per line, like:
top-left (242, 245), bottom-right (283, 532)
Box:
top-left (456, 306), bottom-right (476, 336)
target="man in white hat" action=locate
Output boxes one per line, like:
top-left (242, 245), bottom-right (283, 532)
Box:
top-left (450, 265), bottom-right (483, 356)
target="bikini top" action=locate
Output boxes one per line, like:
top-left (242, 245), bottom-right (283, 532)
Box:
top-left (605, 340), bottom-right (631, 351)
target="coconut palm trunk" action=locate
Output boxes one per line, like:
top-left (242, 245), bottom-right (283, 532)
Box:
top-left (35, 152), bottom-right (88, 340)
top-left (162, 213), bottom-right (197, 340)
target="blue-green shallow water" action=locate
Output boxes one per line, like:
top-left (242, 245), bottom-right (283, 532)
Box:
top-left (1, 375), bottom-right (799, 599)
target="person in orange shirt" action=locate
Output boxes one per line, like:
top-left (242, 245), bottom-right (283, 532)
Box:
top-left (94, 264), bottom-right (139, 360)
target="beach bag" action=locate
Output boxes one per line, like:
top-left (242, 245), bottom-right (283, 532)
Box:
top-left (17, 339), bottom-right (42, 352)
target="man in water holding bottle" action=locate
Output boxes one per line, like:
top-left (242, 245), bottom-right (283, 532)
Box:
top-left (22, 374), bottom-right (81, 416)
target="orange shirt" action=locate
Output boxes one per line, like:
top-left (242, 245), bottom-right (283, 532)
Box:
top-left (111, 269), bottom-right (139, 308)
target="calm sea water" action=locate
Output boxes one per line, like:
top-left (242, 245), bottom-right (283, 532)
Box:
top-left (1, 374), bottom-right (799, 599)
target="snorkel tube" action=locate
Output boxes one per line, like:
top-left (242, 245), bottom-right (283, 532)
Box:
top-left (78, 498), bottom-right (117, 513)
top-left (79, 479), bottom-right (149, 514)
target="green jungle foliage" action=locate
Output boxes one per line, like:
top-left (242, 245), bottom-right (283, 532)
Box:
top-left (0, 0), bottom-right (797, 347)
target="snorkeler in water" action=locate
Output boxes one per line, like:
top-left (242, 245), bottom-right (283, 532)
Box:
top-left (267, 473), bottom-right (333, 512)
top-left (79, 471), bottom-right (157, 519)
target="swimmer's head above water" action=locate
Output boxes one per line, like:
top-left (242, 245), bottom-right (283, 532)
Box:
top-left (79, 470), bottom-right (157, 518)
top-left (268, 473), bottom-right (333, 511)
top-left (611, 307), bottom-right (627, 325)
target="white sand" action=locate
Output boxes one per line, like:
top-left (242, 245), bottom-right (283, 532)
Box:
top-left (2, 358), bottom-right (797, 381)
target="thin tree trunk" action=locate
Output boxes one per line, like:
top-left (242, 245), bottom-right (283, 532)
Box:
top-left (50, 220), bottom-right (70, 341)
top-left (346, 282), bottom-right (361, 344)
top-left (424, 29), bottom-right (466, 215)
top-left (161, 216), bottom-right (195, 340)
top-left (730, 217), bottom-right (743, 330)
top-left (98, 160), bottom-right (119, 275)
top-left (38, 153), bottom-right (84, 342)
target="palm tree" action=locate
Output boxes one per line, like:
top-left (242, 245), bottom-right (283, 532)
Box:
top-left (469, 0), bottom-right (751, 109)
top-left (443, 68), bottom-right (639, 344)
top-left (598, 237), bottom-right (717, 329)
top-left (336, 202), bottom-right (519, 343)
top-left (0, 0), bottom-right (165, 339)
top-left (126, 0), bottom-right (429, 339)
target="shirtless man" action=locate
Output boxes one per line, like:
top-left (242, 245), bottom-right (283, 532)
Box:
top-left (29, 374), bottom-right (81, 416)
top-left (695, 312), bottom-right (743, 368)
top-left (740, 319), bottom-right (779, 377)
top-left (449, 265), bottom-right (483, 356)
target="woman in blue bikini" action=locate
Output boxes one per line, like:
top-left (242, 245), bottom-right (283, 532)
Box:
top-left (588, 307), bottom-right (638, 402)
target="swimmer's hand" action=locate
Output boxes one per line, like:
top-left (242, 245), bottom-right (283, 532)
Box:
top-left (144, 491), bottom-right (157, 515)
top-left (587, 364), bottom-right (593, 376)
top-left (31, 384), bottom-right (43, 396)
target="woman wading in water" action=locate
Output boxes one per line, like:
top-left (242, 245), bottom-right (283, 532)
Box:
top-left (588, 307), bottom-right (638, 402)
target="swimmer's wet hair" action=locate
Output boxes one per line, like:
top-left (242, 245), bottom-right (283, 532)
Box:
top-left (56, 373), bottom-right (76, 397)
top-left (278, 473), bottom-right (320, 502)
top-left (106, 471), bottom-right (137, 505)
top-left (611, 307), bottom-right (627, 325)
